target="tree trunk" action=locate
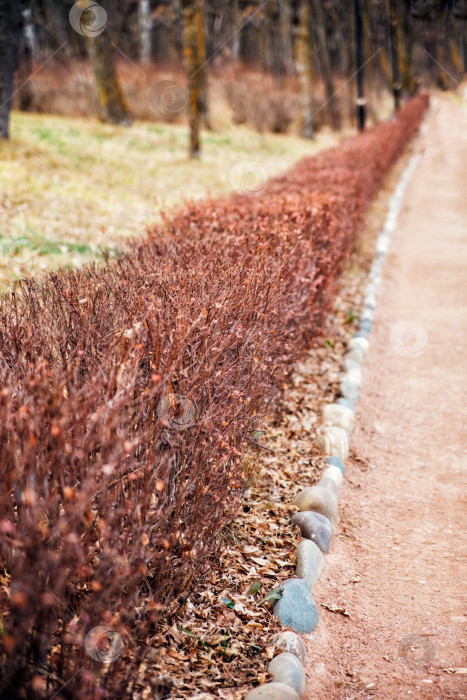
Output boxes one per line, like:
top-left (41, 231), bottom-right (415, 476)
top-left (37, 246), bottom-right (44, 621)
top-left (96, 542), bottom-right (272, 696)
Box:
top-left (262, 0), bottom-right (283, 76)
top-left (293, 0), bottom-right (314, 139)
top-left (310, 0), bottom-right (340, 130)
top-left (399, 1), bottom-right (416, 95)
top-left (86, 32), bottom-right (132, 125)
top-left (194, 0), bottom-right (210, 129)
top-left (182, 0), bottom-right (202, 158)
top-left (16, 6), bottom-right (35, 112)
top-left (0, 0), bottom-right (22, 139)
top-left (152, 1), bottom-right (178, 64)
top-left (387, 0), bottom-right (401, 109)
top-left (239, 0), bottom-right (261, 64)
top-left (279, 0), bottom-right (295, 77)
top-left (138, 0), bottom-right (152, 64)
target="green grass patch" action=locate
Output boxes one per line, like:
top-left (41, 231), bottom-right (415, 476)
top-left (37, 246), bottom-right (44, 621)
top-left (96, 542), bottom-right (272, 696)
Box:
top-left (0, 111), bottom-right (342, 288)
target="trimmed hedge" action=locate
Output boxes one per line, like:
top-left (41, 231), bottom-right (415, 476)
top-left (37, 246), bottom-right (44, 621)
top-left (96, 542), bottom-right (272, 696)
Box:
top-left (0, 94), bottom-right (428, 698)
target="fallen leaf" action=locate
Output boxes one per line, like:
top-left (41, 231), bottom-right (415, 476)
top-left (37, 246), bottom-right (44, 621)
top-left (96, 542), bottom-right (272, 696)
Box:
top-left (321, 603), bottom-right (351, 618)
top-left (245, 580), bottom-right (261, 596)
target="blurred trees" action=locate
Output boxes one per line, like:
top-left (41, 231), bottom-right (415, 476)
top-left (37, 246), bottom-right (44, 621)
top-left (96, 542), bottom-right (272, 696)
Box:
top-left (2, 0), bottom-right (465, 142)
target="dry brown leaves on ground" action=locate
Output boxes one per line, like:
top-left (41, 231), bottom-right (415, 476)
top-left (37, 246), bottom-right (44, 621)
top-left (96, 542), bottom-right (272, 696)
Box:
top-left (129, 147), bottom-right (414, 700)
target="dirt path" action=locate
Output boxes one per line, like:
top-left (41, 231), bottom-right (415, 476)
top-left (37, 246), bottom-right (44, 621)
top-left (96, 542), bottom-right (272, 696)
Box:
top-left (305, 95), bottom-right (467, 699)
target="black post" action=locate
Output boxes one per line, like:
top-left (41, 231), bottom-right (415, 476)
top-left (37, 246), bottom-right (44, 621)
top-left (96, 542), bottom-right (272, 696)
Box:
top-left (388, 0), bottom-right (401, 111)
top-left (354, 0), bottom-right (366, 131)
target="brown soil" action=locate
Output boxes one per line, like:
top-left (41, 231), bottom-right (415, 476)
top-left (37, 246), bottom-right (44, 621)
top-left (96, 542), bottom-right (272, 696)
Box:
top-left (305, 95), bottom-right (467, 699)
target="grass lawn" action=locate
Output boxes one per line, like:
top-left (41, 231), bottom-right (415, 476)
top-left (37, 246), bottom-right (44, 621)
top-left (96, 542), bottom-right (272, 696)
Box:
top-left (0, 112), bottom-right (343, 289)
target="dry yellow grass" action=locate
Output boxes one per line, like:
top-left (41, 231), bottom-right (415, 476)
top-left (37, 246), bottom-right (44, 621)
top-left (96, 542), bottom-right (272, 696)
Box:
top-left (0, 111), bottom-right (343, 288)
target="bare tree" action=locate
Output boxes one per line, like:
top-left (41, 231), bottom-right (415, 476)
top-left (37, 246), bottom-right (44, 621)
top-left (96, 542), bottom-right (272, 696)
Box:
top-left (387, 0), bottom-right (402, 109)
top-left (293, 0), bottom-right (314, 138)
top-left (310, 0), bottom-right (340, 130)
top-left (86, 31), bottom-right (132, 125)
top-left (238, 0), bottom-right (262, 64)
top-left (0, 0), bottom-right (23, 139)
top-left (181, 0), bottom-right (209, 157)
top-left (138, 0), bottom-right (152, 63)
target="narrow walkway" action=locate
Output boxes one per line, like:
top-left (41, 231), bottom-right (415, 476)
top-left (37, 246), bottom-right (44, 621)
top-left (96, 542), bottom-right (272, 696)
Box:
top-left (306, 95), bottom-right (467, 699)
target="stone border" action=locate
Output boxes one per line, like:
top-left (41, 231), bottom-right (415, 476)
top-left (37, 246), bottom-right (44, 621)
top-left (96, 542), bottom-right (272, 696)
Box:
top-left (245, 150), bottom-right (421, 699)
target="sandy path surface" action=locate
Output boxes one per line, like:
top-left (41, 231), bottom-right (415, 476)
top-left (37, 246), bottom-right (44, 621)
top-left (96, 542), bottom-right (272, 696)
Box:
top-left (305, 95), bottom-right (467, 699)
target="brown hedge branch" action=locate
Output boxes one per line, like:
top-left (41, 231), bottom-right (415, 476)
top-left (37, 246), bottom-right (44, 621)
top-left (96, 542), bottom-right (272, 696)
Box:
top-left (0, 94), bottom-right (428, 699)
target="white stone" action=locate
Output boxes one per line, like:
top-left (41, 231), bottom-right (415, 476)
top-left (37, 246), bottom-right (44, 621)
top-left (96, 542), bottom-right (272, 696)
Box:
top-left (348, 336), bottom-right (369, 355)
top-left (344, 367), bottom-right (362, 387)
top-left (361, 309), bottom-right (374, 323)
top-left (321, 465), bottom-right (344, 490)
top-left (293, 485), bottom-right (338, 524)
top-left (345, 347), bottom-right (365, 365)
top-left (318, 476), bottom-right (339, 499)
top-left (322, 403), bottom-right (355, 432)
top-left (245, 682), bottom-right (300, 700)
top-left (272, 631), bottom-right (308, 664)
top-left (376, 237), bottom-right (389, 255)
top-left (317, 426), bottom-right (349, 459)
top-left (343, 357), bottom-right (361, 372)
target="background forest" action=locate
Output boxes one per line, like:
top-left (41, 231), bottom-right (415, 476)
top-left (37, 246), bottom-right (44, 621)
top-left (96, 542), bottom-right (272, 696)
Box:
top-left (2, 0), bottom-right (466, 149)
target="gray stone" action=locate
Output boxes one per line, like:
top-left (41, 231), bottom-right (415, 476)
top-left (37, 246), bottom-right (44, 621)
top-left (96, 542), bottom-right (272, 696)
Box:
top-left (290, 511), bottom-right (334, 553)
top-left (293, 485), bottom-right (338, 524)
top-left (295, 539), bottom-right (324, 588)
top-left (322, 403), bottom-right (355, 432)
top-left (337, 398), bottom-right (354, 414)
top-left (273, 579), bottom-right (319, 634)
top-left (317, 426), bottom-right (349, 459)
top-left (268, 653), bottom-right (306, 698)
top-left (360, 318), bottom-right (373, 334)
top-left (326, 455), bottom-right (345, 475)
top-left (272, 631), bottom-right (308, 664)
top-left (245, 682), bottom-right (300, 700)
top-left (361, 307), bottom-right (374, 321)
top-left (340, 376), bottom-right (360, 403)
top-left (321, 465), bottom-right (343, 490)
